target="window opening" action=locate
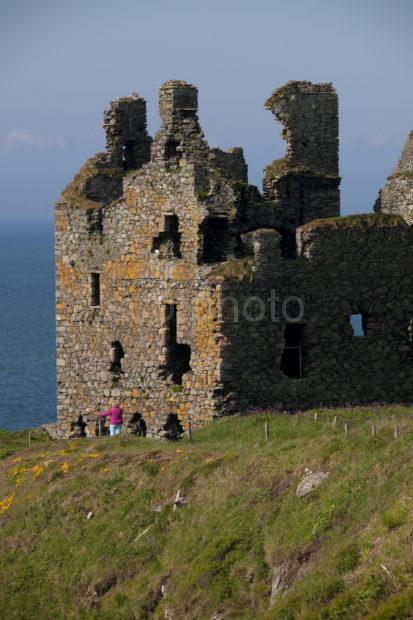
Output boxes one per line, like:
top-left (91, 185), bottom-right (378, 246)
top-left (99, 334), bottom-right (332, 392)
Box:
top-left (201, 217), bottom-right (229, 263)
top-left (122, 141), bottom-right (136, 170)
top-left (90, 273), bottom-right (100, 306)
top-left (348, 313), bottom-right (373, 337)
top-left (164, 304), bottom-right (191, 384)
top-left (152, 214), bottom-right (181, 258)
top-left (86, 208), bottom-right (103, 235)
top-left (274, 228), bottom-right (297, 259)
top-left (110, 341), bottom-right (124, 376)
top-left (280, 323), bottom-right (304, 378)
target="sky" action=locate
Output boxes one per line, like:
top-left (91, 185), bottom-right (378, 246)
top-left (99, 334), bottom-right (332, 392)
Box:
top-left (0, 0), bottom-right (412, 222)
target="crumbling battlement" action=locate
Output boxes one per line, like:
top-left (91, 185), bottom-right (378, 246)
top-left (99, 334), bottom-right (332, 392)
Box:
top-left (103, 94), bottom-right (152, 169)
top-left (54, 79), bottom-right (413, 439)
top-left (263, 81), bottom-right (340, 226)
top-left (265, 81), bottom-right (339, 175)
top-left (375, 130), bottom-right (413, 225)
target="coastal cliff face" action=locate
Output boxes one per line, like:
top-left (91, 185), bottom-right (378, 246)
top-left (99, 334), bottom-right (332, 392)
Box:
top-left (54, 80), bottom-right (413, 438)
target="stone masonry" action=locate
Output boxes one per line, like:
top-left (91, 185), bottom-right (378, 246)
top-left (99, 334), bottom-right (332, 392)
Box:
top-left (54, 80), bottom-right (413, 438)
top-left (375, 130), bottom-right (413, 225)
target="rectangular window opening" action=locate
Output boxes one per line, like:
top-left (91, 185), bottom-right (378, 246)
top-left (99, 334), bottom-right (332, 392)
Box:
top-left (90, 273), bottom-right (100, 306)
top-left (349, 313), bottom-right (373, 337)
top-left (152, 215), bottom-right (181, 258)
top-left (201, 217), bottom-right (229, 263)
top-left (280, 323), bottom-right (304, 379)
top-left (164, 304), bottom-right (191, 384)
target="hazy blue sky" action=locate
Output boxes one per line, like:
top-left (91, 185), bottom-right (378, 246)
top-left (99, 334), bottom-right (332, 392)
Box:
top-left (1, 0), bottom-right (412, 221)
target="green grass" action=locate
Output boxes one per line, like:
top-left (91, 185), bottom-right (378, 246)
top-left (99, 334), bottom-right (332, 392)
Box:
top-left (58, 154), bottom-right (123, 210)
top-left (0, 428), bottom-right (51, 459)
top-left (207, 257), bottom-right (254, 282)
top-left (1, 405), bottom-right (413, 618)
top-left (300, 213), bottom-right (406, 232)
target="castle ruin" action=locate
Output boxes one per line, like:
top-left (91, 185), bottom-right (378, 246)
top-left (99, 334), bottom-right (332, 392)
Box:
top-left (54, 80), bottom-right (413, 438)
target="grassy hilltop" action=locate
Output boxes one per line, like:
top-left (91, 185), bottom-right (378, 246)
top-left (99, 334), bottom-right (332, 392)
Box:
top-left (1, 406), bottom-right (413, 619)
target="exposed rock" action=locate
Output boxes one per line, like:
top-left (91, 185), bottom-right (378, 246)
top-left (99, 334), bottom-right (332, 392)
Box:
top-left (296, 471), bottom-right (329, 497)
top-left (269, 562), bottom-right (289, 607)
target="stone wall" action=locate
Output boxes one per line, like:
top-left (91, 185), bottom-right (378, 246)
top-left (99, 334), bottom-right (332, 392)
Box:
top-left (54, 79), bottom-right (413, 439)
top-left (215, 215), bottom-right (413, 411)
top-left (55, 81), bottom-right (248, 438)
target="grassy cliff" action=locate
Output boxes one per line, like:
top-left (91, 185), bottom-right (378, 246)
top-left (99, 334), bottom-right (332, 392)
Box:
top-left (1, 406), bottom-right (413, 619)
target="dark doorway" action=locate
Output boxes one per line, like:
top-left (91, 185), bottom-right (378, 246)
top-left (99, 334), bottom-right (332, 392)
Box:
top-left (280, 323), bottom-right (304, 378)
top-left (128, 412), bottom-right (147, 436)
top-left (162, 413), bottom-right (184, 440)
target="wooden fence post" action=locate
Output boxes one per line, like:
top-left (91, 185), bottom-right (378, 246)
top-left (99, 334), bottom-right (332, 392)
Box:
top-left (264, 422), bottom-right (269, 441)
top-left (188, 420), bottom-right (193, 442)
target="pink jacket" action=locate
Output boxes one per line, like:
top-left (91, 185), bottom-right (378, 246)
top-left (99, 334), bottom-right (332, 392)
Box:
top-left (99, 406), bottom-right (123, 425)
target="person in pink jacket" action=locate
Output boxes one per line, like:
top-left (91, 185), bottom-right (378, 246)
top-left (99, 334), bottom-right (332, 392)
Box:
top-left (99, 404), bottom-right (123, 436)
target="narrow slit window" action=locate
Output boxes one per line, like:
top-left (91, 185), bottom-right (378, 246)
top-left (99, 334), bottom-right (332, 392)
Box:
top-left (90, 273), bottom-right (100, 306)
top-left (280, 323), bottom-right (304, 379)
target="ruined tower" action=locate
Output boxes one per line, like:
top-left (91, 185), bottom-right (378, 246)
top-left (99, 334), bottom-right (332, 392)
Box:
top-left (264, 81), bottom-right (340, 227)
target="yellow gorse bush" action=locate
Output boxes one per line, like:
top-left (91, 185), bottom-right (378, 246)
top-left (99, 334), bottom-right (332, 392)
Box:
top-left (0, 494), bottom-right (15, 515)
top-left (31, 464), bottom-right (46, 479)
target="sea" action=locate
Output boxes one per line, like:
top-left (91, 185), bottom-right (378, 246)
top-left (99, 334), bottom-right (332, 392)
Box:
top-left (0, 221), bottom-right (56, 430)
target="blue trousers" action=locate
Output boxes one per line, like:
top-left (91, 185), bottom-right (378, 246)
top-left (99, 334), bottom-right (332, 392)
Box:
top-left (109, 424), bottom-right (122, 436)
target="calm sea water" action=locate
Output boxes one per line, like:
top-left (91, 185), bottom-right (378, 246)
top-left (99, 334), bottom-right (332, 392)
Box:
top-left (0, 221), bottom-right (56, 430)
